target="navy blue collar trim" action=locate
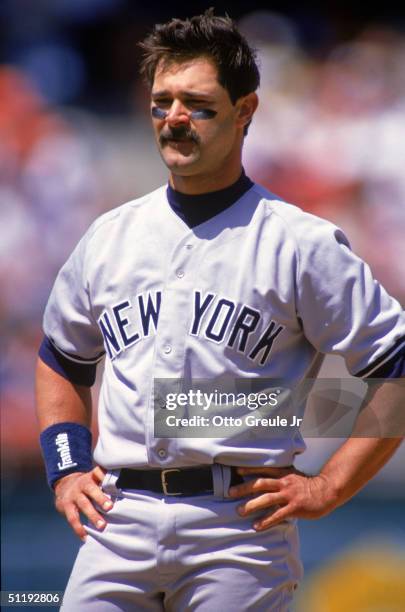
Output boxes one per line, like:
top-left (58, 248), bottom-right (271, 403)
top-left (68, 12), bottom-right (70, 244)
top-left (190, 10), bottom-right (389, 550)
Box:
top-left (166, 171), bottom-right (254, 229)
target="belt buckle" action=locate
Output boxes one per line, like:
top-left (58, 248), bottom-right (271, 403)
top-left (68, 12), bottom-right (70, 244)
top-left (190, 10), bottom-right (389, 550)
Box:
top-left (161, 468), bottom-right (181, 496)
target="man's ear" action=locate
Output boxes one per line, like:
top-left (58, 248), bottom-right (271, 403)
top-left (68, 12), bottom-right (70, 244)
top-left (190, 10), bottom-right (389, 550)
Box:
top-left (236, 92), bottom-right (259, 130)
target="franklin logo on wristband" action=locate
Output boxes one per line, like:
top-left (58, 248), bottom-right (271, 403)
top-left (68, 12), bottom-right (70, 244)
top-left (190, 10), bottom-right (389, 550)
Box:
top-left (40, 422), bottom-right (93, 488)
top-left (56, 432), bottom-right (78, 471)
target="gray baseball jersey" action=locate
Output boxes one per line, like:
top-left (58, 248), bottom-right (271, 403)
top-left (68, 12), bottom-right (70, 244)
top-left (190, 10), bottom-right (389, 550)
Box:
top-left (43, 182), bottom-right (405, 469)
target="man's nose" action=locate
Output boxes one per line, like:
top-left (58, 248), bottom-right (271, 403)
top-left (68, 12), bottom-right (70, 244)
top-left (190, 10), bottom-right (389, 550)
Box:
top-left (166, 101), bottom-right (190, 125)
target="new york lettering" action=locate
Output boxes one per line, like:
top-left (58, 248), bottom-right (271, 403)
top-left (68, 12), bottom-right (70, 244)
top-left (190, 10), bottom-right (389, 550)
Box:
top-left (98, 290), bottom-right (283, 365)
top-left (98, 292), bottom-right (161, 358)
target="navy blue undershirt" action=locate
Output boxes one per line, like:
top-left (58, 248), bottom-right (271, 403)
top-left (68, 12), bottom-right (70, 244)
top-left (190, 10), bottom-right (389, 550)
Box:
top-left (166, 170), bottom-right (254, 228)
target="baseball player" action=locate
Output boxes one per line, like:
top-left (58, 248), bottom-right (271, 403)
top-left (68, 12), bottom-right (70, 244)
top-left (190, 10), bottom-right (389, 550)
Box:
top-left (36, 10), bottom-right (405, 611)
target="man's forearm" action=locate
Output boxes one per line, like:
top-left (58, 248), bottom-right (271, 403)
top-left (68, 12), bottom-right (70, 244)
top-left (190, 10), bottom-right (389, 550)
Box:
top-left (320, 436), bottom-right (403, 509)
top-left (319, 378), bottom-right (404, 507)
top-left (35, 357), bottom-right (92, 430)
top-left (36, 358), bottom-right (112, 540)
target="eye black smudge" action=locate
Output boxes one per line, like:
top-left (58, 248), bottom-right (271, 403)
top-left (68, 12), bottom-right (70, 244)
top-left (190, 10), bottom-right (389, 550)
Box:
top-left (151, 106), bottom-right (167, 119)
top-left (152, 106), bottom-right (217, 121)
top-left (190, 109), bottom-right (217, 120)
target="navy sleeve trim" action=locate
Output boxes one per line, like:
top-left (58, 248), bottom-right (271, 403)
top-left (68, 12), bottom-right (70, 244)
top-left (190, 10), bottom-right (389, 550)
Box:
top-left (39, 336), bottom-right (100, 387)
top-left (355, 337), bottom-right (405, 378)
top-left (48, 337), bottom-right (105, 365)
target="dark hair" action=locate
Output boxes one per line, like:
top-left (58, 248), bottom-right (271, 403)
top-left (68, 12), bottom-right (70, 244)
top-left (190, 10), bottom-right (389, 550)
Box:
top-left (139, 8), bottom-right (260, 105)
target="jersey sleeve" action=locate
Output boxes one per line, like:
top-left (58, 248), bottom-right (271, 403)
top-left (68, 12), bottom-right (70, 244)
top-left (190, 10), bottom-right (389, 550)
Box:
top-left (294, 216), bottom-right (405, 378)
top-left (39, 335), bottom-right (98, 386)
top-left (42, 231), bottom-right (105, 372)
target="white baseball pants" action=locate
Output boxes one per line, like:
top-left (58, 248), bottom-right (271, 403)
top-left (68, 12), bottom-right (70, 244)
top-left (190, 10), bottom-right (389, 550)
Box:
top-left (61, 465), bottom-right (302, 611)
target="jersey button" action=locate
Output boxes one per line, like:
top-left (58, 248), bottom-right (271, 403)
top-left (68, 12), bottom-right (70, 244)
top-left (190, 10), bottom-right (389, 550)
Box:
top-left (158, 449), bottom-right (167, 458)
top-left (176, 269), bottom-right (185, 278)
top-left (163, 345), bottom-right (172, 354)
top-left (185, 244), bottom-right (193, 250)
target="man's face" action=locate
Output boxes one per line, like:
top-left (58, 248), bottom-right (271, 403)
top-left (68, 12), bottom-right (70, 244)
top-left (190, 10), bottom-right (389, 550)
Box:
top-left (151, 57), bottom-right (243, 177)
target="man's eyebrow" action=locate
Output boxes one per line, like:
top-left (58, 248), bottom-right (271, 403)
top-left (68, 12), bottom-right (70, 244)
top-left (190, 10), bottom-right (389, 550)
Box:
top-left (151, 89), bottom-right (215, 100)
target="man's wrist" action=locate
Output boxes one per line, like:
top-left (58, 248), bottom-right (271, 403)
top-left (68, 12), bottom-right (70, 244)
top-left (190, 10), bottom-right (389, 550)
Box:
top-left (314, 472), bottom-right (342, 513)
top-left (39, 422), bottom-right (93, 489)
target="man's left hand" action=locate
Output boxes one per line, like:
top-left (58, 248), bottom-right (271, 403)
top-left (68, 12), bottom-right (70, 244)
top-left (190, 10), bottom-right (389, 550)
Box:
top-left (228, 466), bottom-right (338, 531)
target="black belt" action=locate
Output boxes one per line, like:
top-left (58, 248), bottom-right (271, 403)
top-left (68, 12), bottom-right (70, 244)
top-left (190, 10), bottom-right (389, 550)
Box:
top-left (116, 466), bottom-right (244, 496)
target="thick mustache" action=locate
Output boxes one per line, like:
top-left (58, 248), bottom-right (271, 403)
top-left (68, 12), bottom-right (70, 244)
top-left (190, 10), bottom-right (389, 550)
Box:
top-left (160, 127), bottom-right (200, 146)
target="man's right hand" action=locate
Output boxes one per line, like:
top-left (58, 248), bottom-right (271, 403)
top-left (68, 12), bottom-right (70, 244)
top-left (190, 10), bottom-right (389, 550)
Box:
top-left (54, 466), bottom-right (114, 541)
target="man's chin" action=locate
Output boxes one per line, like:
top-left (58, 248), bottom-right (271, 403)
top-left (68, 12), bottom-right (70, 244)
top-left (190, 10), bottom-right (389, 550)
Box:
top-left (160, 151), bottom-right (200, 173)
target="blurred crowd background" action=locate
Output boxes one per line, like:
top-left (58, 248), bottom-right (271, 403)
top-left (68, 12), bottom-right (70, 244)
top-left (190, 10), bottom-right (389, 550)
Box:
top-left (1, 1), bottom-right (404, 610)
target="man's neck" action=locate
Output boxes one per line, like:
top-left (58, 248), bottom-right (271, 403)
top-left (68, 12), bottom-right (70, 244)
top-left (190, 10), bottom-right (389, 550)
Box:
top-left (166, 169), bottom-right (253, 229)
top-left (169, 163), bottom-right (243, 195)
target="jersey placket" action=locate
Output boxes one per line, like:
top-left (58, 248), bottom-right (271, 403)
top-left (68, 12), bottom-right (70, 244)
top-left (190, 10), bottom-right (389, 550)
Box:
top-left (146, 233), bottom-right (197, 467)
